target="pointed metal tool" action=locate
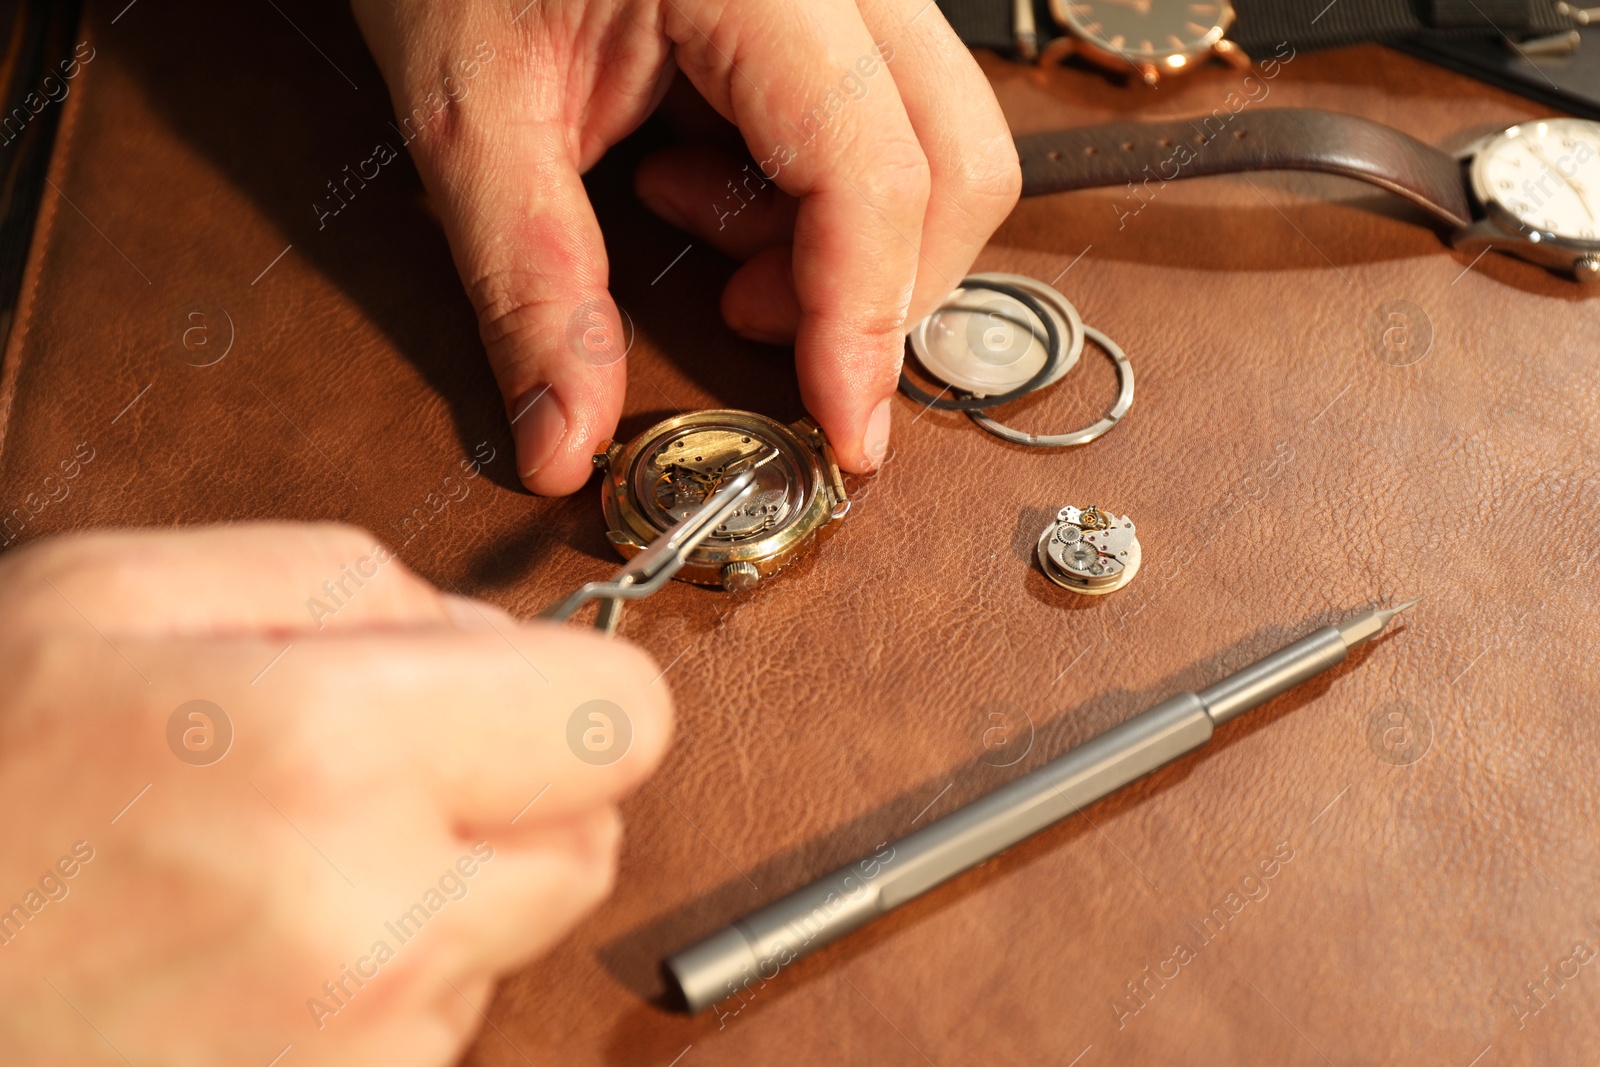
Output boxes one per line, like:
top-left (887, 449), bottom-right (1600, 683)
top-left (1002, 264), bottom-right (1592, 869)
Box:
top-left (666, 599), bottom-right (1420, 1013)
top-left (1337, 596), bottom-right (1422, 648)
top-left (540, 448), bottom-right (779, 635)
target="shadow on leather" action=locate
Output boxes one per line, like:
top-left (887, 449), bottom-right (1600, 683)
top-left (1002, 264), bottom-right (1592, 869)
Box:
top-left (593, 606), bottom-right (1384, 1058)
top-left (109, 0), bottom-right (518, 492)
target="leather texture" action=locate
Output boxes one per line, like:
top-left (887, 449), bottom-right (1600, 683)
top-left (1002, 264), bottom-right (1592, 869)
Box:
top-left (3, 2), bottom-right (1599, 1064)
top-left (1017, 108), bottom-right (1475, 227)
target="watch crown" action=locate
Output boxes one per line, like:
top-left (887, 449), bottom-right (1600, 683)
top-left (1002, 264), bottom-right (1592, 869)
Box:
top-left (1576, 256), bottom-right (1600, 283)
top-left (721, 561), bottom-right (761, 592)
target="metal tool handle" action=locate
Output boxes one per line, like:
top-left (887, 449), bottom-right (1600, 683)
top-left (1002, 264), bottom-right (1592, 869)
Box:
top-left (666, 693), bottom-right (1215, 1012)
top-left (664, 601), bottom-right (1416, 1014)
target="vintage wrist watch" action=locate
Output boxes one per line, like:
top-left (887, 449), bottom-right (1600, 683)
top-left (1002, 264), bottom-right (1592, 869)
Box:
top-left (1015, 108), bottom-right (1600, 281)
top-left (1039, 0), bottom-right (1249, 85)
top-left (594, 410), bottom-right (850, 591)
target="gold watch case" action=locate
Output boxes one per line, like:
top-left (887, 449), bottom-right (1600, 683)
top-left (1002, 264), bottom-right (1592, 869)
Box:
top-left (1042, 0), bottom-right (1248, 85)
top-left (594, 410), bottom-right (850, 591)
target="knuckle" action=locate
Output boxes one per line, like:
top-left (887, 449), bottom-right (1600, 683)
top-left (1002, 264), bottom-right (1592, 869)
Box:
top-left (949, 138), bottom-right (1023, 220)
top-left (854, 137), bottom-right (931, 211)
top-left (466, 268), bottom-right (556, 353)
top-left (853, 306), bottom-right (919, 340)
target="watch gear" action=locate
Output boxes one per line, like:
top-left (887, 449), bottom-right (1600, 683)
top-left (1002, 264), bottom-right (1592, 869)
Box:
top-left (1038, 505), bottom-right (1141, 594)
top-left (595, 410), bottom-right (849, 590)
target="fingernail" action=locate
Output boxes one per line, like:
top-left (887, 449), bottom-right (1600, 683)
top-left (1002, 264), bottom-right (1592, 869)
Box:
top-left (643, 190), bottom-right (690, 231)
top-left (863, 397), bottom-right (891, 470)
top-left (512, 386), bottom-right (566, 479)
top-left (734, 327), bottom-right (791, 346)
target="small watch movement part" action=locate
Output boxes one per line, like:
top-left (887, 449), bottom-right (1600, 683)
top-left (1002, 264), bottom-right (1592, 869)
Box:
top-left (594, 409), bottom-right (850, 591)
top-left (1038, 505), bottom-right (1140, 594)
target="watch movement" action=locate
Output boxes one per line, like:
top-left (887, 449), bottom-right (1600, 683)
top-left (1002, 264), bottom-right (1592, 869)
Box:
top-left (1038, 505), bottom-right (1141, 594)
top-left (594, 409), bottom-right (850, 591)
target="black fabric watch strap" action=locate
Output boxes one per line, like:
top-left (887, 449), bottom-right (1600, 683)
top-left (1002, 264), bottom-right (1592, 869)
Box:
top-left (933, 0), bottom-right (1575, 57)
top-left (1231, 0), bottom-right (1572, 54)
top-left (1014, 107), bottom-right (1474, 228)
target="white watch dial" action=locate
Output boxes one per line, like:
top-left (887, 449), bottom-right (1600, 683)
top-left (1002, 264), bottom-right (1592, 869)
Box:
top-left (1474, 118), bottom-right (1600, 244)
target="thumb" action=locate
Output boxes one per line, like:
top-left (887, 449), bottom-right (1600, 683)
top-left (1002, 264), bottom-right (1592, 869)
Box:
top-left (421, 120), bottom-right (627, 496)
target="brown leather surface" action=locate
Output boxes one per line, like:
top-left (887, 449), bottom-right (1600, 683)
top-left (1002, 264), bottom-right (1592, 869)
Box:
top-left (1017, 107), bottom-right (1475, 228)
top-left (4, 2), bottom-right (1599, 1064)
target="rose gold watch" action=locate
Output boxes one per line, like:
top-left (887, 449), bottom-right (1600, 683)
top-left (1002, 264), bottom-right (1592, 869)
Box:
top-left (1041, 0), bottom-right (1250, 85)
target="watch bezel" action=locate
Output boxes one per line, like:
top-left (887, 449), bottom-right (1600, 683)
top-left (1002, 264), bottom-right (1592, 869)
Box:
top-left (1050, 0), bottom-right (1233, 68)
top-left (1468, 118), bottom-right (1600, 254)
top-left (597, 409), bottom-right (848, 588)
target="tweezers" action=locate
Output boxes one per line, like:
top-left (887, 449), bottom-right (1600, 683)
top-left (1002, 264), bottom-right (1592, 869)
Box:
top-left (538, 448), bottom-right (778, 635)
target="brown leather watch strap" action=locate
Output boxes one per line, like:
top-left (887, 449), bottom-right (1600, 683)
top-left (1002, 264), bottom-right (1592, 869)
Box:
top-left (1016, 108), bottom-right (1473, 228)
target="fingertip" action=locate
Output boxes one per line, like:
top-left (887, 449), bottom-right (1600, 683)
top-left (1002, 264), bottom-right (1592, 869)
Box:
top-left (581, 637), bottom-right (675, 791)
top-left (519, 454), bottom-right (594, 497)
top-left (540, 807), bottom-right (624, 917)
top-left (511, 379), bottom-right (615, 496)
top-left (637, 146), bottom-right (800, 262)
top-left (547, 805), bottom-right (623, 888)
top-left (511, 385), bottom-right (566, 481)
top-left (633, 147), bottom-right (695, 231)
top-left (822, 392), bottom-right (895, 474)
top-left (862, 395), bottom-right (892, 472)
top-left (721, 247), bottom-right (800, 342)
top-left (795, 320), bottom-right (902, 473)
top-left (441, 593), bottom-right (516, 630)
top-left (617, 639), bottom-right (676, 752)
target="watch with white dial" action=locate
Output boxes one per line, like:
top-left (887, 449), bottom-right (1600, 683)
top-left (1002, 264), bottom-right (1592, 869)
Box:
top-left (1015, 108), bottom-right (1600, 282)
top-left (1458, 118), bottom-right (1600, 279)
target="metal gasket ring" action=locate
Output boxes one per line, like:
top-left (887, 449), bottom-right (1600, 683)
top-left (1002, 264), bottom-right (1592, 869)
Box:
top-left (897, 279), bottom-right (1064, 412)
top-left (966, 325), bottom-right (1134, 448)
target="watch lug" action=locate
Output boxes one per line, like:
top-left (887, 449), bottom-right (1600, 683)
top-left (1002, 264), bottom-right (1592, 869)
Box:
top-left (1453, 134), bottom-right (1495, 164)
top-left (1448, 217), bottom-right (1508, 254)
top-left (1213, 39), bottom-right (1251, 70)
top-left (1037, 34), bottom-right (1076, 67)
top-left (607, 528), bottom-right (643, 550)
top-left (797, 419), bottom-right (851, 524)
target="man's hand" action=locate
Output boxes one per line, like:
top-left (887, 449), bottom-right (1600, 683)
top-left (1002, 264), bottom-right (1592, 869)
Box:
top-left (0, 525), bottom-right (670, 1066)
top-left (350, 0), bottom-right (1021, 492)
